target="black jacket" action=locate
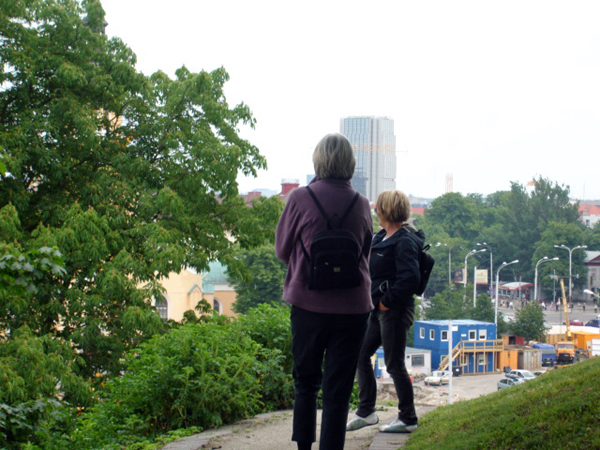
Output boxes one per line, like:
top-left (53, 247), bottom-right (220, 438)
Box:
top-left (369, 225), bottom-right (425, 309)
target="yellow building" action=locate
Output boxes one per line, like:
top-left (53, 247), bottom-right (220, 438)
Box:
top-left (153, 261), bottom-right (237, 321)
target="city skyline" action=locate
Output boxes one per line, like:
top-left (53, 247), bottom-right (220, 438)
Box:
top-left (100, 0), bottom-right (600, 201)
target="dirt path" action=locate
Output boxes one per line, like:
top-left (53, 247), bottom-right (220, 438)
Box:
top-left (163, 373), bottom-right (506, 450)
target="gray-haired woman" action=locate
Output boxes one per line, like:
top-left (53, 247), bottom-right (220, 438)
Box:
top-left (276, 133), bottom-right (373, 450)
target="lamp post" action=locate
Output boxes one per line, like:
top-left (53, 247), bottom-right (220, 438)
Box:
top-left (477, 242), bottom-right (493, 295)
top-left (495, 260), bottom-right (519, 325)
top-left (436, 242), bottom-right (452, 286)
top-left (464, 249), bottom-right (486, 288)
top-left (554, 244), bottom-right (587, 304)
top-left (534, 257), bottom-right (559, 302)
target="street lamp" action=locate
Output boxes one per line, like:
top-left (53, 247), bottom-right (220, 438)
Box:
top-left (554, 244), bottom-right (587, 304)
top-left (495, 260), bottom-right (519, 325)
top-left (436, 242), bottom-right (452, 286)
top-left (464, 249), bottom-right (486, 288)
top-left (463, 248), bottom-right (486, 288)
top-left (534, 257), bottom-right (559, 302)
top-left (477, 242), bottom-right (493, 294)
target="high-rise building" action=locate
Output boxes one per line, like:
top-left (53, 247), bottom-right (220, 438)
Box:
top-left (340, 116), bottom-right (396, 203)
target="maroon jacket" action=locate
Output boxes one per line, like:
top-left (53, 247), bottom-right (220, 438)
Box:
top-left (275, 177), bottom-right (373, 314)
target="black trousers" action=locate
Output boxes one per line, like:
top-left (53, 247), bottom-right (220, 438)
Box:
top-left (355, 306), bottom-right (418, 426)
top-left (290, 305), bottom-right (369, 450)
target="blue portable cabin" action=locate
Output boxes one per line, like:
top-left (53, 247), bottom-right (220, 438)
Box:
top-left (413, 320), bottom-right (499, 374)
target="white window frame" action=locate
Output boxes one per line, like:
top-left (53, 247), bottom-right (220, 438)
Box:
top-left (469, 330), bottom-right (476, 340)
top-left (430, 329), bottom-right (435, 340)
top-left (154, 296), bottom-right (168, 320)
top-left (441, 330), bottom-right (448, 341)
top-left (420, 327), bottom-right (425, 339)
top-left (479, 329), bottom-right (487, 340)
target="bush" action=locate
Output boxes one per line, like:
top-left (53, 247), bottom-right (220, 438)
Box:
top-left (68, 319), bottom-right (284, 449)
top-left (0, 327), bottom-right (91, 449)
top-left (235, 303), bottom-right (294, 410)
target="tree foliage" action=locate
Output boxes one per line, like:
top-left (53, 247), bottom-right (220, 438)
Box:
top-left (0, 0), bottom-right (280, 379)
top-left (421, 176), bottom-right (586, 302)
top-left (533, 222), bottom-right (586, 293)
top-left (422, 193), bottom-right (483, 243)
top-left (509, 301), bottom-right (547, 342)
top-left (424, 287), bottom-right (509, 334)
top-left (229, 245), bottom-right (287, 314)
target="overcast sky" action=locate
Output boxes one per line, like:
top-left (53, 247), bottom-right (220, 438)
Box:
top-left (100, 0), bottom-right (600, 201)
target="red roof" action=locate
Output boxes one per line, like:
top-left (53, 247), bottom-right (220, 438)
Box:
top-left (579, 205), bottom-right (600, 215)
top-left (412, 207), bottom-right (426, 216)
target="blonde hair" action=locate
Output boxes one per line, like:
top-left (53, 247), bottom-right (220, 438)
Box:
top-left (375, 190), bottom-right (411, 224)
top-left (312, 134), bottom-right (356, 180)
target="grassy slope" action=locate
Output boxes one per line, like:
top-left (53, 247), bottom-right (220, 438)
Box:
top-left (403, 357), bottom-right (600, 450)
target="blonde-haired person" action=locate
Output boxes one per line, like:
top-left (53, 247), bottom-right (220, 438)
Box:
top-left (347, 190), bottom-right (424, 434)
top-left (276, 134), bottom-right (373, 450)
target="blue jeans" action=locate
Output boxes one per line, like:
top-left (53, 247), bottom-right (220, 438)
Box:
top-left (355, 306), bottom-right (417, 425)
top-left (290, 306), bottom-right (369, 450)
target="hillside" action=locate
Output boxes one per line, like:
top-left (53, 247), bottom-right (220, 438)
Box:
top-left (403, 357), bottom-right (600, 449)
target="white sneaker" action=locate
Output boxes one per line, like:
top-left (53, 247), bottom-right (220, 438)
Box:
top-left (346, 412), bottom-right (379, 431)
top-left (378, 417), bottom-right (418, 433)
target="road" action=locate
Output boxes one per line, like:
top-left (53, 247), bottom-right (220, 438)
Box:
top-left (498, 301), bottom-right (599, 327)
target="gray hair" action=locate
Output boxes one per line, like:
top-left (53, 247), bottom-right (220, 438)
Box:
top-left (312, 134), bottom-right (356, 180)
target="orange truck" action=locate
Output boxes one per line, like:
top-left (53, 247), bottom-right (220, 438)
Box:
top-left (555, 341), bottom-right (576, 364)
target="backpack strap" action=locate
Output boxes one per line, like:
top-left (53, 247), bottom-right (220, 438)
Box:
top-left (299, 186), bottom-right (360, 260)
top-left (305, 186), bottom-right (329, 223)
top-left (339, 191), bottom-right (360, 226)
top-left (305, 186), bottom-right (360, 230)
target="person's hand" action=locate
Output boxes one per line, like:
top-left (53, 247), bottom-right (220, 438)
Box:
top-left (378, 302), bottom-right (389, 311)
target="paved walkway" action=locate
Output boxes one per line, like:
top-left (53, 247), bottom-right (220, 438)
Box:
top-left (162, 374), bottom-right (503, 450)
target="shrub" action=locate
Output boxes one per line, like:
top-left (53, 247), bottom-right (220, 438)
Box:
top-left (0, 327), bottom-right (91, 449)
top-left (235, 303), bottom-right (294, 410)
top-left (69, 319), bottom-right (281, 449)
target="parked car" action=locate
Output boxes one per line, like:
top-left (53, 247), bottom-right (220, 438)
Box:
top-left (585, 318), bottom-right (600, 328)
top-left (506, 369), bottom-right (536, 382)
top-left (564, 319), bottom-right (584, 326)
top-left (424, 370), bottom-right (449, 386)
top-left (497, 378), bottom-right (520, 390)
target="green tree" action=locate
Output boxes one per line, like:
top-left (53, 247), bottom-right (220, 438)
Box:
top-left (486, 177), bottom-right (581, 281)
top-left (425, 287), bottom-right (472, 320)
top-left (421, 193), bottom-right (482, 242)
top-left (0, 0), bottom-right (280, 378)
top-left (533, 222), bottom-right (586, 297)
top-left (584, 220), bottom-right (600, 252)
top-left (422, 233), bottom-right (467, 296)
top-left (229, 245), bottom-right (287, 314)
top-left (424, 288), bottom-right (508, 333)
top-left (509, 302), bottom-right (546, 342)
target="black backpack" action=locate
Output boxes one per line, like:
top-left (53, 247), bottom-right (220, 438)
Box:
top-left (415, 243), bottom-right (435, 296)
top-left (300, 186), bottom-right (362, 291)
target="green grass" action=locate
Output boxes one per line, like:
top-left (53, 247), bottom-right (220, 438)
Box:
top-left (403, 357), bottom-right (600, 450)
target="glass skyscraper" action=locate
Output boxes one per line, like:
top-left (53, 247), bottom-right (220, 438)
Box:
top-left (340, 116), bottom-right (397, 203)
